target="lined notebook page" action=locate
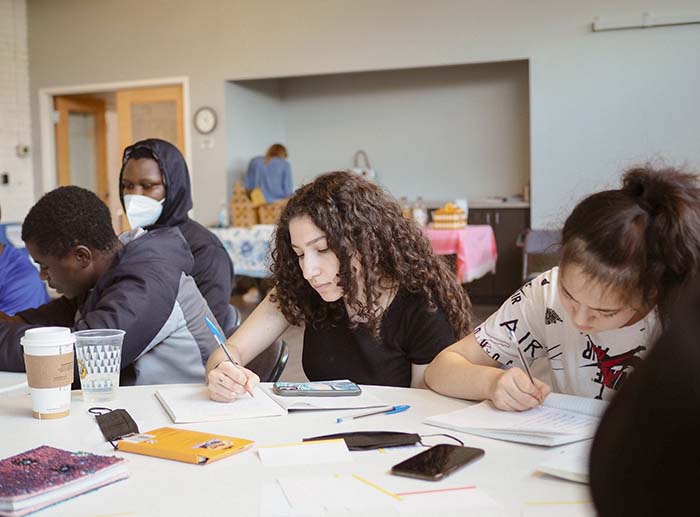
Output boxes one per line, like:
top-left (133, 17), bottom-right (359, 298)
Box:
top-left (443, 401), bottom-right (597, 435)
top-left (543, 393), bottom-right (609, 418)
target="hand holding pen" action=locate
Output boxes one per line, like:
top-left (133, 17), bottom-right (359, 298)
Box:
top-left (204, 317), bottom-right (258, 401)
top-left (488, 328), bottom-right (551, 411)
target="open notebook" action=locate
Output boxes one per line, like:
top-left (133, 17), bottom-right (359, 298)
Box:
top-left (424, 393), bottom-right (608, 447)
top-left (156, 383), bottom-right (386, 424)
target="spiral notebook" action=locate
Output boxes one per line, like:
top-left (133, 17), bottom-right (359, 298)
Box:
top-left (424, 393), bottom-right (608, 447)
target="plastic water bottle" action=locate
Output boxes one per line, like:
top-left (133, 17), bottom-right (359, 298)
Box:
top-left (412, 197), bottom-right (428, 228)
top-left (400, 197), bottom-right (412, 219)
top-left (218, 202), bottom-right (229, 228)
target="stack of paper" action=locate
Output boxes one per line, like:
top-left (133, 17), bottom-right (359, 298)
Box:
top-left (424, 393), bottom-right (608, 447)
top-left (0, 446), bottom-right (128, 517)
top-left (536, 441), bottom-right (592, 483)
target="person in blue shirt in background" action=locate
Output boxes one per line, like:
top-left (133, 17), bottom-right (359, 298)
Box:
top-left (0, 205), bottom-right (49, 315)
top-left (244, 144), bottom-right (293, 202)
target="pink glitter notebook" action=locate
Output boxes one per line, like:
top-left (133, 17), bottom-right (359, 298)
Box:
top-left (0, 445), bottom-right (128, 516)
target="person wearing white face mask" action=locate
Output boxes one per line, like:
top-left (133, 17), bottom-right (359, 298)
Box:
top-left (122, 194), bottom-right (165, 229)
top-left (119, 140), bottom-right (235, 332)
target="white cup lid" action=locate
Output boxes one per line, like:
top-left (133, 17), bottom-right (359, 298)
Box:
top-left (21, 327), bottom-right (76, 348)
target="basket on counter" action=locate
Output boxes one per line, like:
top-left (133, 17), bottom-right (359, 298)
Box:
top-left (230, 183), bottom-right (288, 227)
top-left (257, 199), bottom-right (287, 225)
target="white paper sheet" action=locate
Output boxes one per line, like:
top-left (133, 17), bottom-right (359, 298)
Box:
top-left (257, 439), bottom-right (352, 467)
top-left (155, 385), bottom-right (286, 423)
top-left (276, 471), bottom-right (504, 516)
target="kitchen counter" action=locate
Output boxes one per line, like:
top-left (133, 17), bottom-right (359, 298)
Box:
top-left (424, 198), bottom-right (530, 210)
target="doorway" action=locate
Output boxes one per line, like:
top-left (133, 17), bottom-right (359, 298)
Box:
top-left (39, 78), bottom-right (191, 233)
top-left (54, 95), bottom-right (108, 202)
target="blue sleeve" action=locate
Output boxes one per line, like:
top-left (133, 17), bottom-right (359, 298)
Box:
top-left (0, 251), bottom-right (50, 316)
top-left (283, 161), bottom-right (293, 197)
top-left (244, 158), bottom-right (258, 190)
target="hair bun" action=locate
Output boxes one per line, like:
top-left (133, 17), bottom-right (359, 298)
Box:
top-left (622, 166), bottom-right (697, 216)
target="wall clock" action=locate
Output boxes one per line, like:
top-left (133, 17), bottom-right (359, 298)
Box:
top-left (194, 106), bottom-right (217, 134)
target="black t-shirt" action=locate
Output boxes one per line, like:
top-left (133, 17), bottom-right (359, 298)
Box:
top-left (302, 290), bottom-right (456, 387)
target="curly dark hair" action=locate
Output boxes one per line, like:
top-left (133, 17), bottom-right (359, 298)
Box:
top-left (270, 171), bottom-right (472, 338)
top-left (22, 186), bottom-right (117, 257)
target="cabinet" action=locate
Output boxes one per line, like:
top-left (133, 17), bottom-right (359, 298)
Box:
top-left (465, 207), bottom-right (529, 304)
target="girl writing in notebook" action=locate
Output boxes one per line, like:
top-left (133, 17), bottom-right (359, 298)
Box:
top-left (425, 165), bottom-right (700, 410)
top-left (206, 171), bottom-right (471, 401)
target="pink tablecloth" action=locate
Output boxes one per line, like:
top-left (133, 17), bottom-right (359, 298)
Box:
top-left (424, 225), bottom-right (498, 283)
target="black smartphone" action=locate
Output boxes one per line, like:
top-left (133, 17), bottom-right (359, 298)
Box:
top-left (390, 444), bottom-right (484, 481)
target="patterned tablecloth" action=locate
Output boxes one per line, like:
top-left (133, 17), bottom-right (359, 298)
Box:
top-left (211, 224), bottom-right (497, 283)
top-left (424, 225), bottom-right (498, 283)
top-left (210, 225), bottom-right (276, 278)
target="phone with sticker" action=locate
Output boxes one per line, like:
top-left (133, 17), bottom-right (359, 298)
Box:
top-left (272, 380), bottom-right (362, 397)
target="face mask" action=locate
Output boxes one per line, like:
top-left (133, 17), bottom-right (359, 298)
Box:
top-left (124, 194), bottom-right (164, 229)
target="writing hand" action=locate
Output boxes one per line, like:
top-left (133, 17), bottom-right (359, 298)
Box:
top-left (207, 361), bottom-right (260, 402)
top-left (490, 368), bottom-right (551, 411)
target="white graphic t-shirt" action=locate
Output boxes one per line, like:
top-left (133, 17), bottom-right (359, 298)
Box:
top-left (474, 267), bottom-right (660, 400)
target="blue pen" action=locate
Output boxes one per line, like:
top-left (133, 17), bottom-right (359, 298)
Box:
top-left (336, 405), bottom-right (410, 423)
top-left (204, 316), bottom-right (254, 398)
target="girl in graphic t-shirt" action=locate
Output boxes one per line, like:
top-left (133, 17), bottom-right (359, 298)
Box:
top-left (425, 165), bottom-right (700, 410)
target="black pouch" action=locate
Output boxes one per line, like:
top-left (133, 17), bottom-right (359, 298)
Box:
top-left (303, 431), bottom-right (421, 451)
top-left (90, 408), bottom-right (139, 447)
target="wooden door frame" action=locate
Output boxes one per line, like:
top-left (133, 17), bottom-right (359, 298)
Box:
top-left (116, 85), bottom-right (186, 158)
top-left (54, 95), bottom-right (108, 202)
top-left (38, 76), bottom-right (191, 200)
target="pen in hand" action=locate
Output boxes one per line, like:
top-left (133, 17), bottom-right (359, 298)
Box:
top-left (204, 316), bottom-right (255, 398)
top-left (506, 328), bottom-right (541, 404)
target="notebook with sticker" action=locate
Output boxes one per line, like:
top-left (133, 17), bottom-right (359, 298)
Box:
top-left (116, 427), bottom-right (254, 464)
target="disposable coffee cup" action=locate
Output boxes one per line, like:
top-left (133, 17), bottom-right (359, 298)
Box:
top-left (21, 327), bottom-right (75, 419)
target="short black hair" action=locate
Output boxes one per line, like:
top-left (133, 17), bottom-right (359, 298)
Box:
top-left (22, 186), bottom-right (117, 257)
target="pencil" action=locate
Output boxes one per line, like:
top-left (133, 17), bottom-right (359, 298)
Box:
top-left (506, 328), bottom-right (541, 403)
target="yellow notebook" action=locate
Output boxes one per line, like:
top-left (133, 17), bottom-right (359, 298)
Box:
top-left (116, 427), bottom-right (254, 465)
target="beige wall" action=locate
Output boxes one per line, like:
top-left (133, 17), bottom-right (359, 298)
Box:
top-left (26, 0), bottom-right (700, 227)
top-left (281, 61), bottom-right (529, 201)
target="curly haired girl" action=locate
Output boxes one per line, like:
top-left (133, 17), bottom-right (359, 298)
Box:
top-left (206, 171), bottom-right (471, 400)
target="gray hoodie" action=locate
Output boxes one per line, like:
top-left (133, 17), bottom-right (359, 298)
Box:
top-left (1, 227), bottom-right (219, 385)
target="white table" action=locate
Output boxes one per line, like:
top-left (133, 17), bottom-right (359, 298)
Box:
top-left (0, 371), bottom-right (27, 395)
top-left (0, 382), bottom-right (594, 516)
